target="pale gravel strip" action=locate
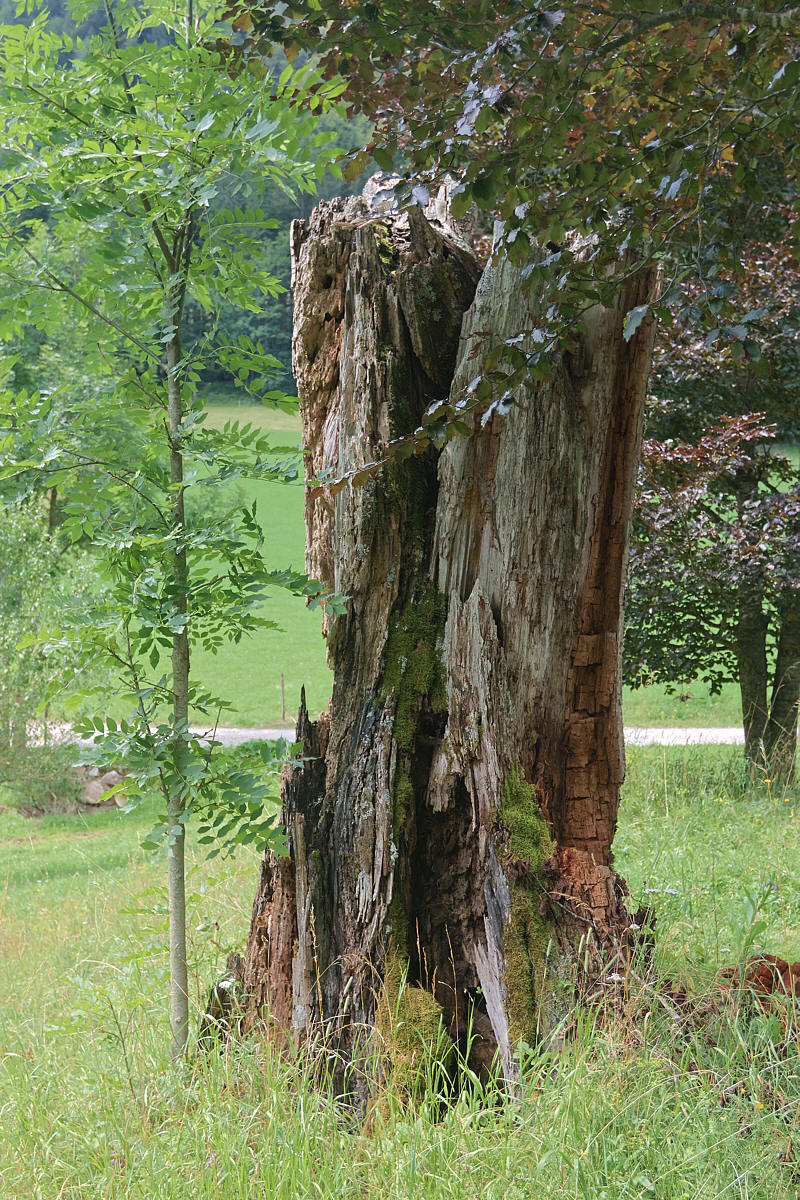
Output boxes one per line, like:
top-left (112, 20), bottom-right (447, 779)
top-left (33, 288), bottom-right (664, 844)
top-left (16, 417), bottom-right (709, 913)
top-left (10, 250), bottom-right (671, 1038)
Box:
top-left (203, 725), bottom-right (750, 747)
top-left (623, 726), bottom-right (745, 746)
top-left (189, 725), bottom-right (295, 746)
top-left (31, 722), bottom-right (295, 749)
top-left (41, 722), bottom-right (749, 748)
top-left (205, 724), bottom-right (753, 744)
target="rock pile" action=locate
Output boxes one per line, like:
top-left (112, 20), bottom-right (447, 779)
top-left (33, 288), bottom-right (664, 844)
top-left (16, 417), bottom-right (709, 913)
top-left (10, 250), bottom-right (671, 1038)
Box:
top-left (80, 767), bottom-right (127, 808)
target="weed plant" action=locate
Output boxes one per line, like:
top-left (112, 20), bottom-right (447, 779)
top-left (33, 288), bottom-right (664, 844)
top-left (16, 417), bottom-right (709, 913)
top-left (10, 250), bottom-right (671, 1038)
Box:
top-left (1, 746), bottom-right (799, 1199)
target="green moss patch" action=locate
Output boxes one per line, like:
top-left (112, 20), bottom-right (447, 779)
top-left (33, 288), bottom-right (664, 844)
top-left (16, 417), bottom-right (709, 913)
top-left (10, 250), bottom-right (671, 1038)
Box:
top-left (372, 220), bottom-right (400, 271)
top-left (392, 765), bottom-right (414, 830)
top-left (499, 767), bottom-right (561, 1045)
top-left (500, 766), bottom-right (554, 871)
top-left (503, 888), bottom-right (552, 1045)
top-left (381, 587), bottom-right (447, 754)
top-left (388, 891), bottom-right (409, 960)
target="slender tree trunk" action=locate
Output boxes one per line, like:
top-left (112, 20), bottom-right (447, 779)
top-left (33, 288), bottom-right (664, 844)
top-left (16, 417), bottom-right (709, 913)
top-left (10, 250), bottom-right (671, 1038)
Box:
top-left (166, 332), bottom-right (190, 1061)
top-left (765, 594), bottom-right (800, 784)
top-left (243, 198), bottom-right (657, 1101)
top-left (735, 585), bottom-right (770, 772)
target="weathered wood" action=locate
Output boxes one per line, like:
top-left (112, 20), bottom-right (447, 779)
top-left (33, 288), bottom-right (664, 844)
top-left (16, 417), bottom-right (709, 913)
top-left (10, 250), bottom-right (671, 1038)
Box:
top-left (242, 193), bottom-right (657, 1100)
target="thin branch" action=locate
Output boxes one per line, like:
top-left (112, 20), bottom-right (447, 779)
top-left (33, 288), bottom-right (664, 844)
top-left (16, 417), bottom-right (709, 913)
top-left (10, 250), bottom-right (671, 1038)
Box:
top-left (603, 3), bottom-right (800, 57)
top-left (21, 454), bottom-right (170, 525)
top-left (69, 455), bottom-right (170, 525)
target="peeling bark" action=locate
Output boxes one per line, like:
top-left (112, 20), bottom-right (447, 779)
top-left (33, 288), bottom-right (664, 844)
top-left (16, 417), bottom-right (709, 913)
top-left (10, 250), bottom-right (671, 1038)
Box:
top-left (242, 195), bottom-right (658, 1102)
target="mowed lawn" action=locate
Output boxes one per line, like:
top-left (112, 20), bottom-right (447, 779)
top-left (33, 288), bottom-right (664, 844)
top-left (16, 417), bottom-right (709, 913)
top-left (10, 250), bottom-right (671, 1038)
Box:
top-left (195, 398), bottom-right (743, 729)
top-left (622, 680), bottom-right (742, 728)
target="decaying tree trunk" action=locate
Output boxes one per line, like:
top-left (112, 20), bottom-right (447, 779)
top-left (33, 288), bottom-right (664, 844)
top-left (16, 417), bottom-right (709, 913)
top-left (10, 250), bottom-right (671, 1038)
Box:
top-left (242, 194), bottom-right (658, 1101)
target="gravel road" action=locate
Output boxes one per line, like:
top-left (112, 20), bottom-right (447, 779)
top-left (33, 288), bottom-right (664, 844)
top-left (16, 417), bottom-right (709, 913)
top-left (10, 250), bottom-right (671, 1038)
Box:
top-left (623, 726), bottom-right (744, 746)
top-left (199, 725), bottom-right (748, 747)
top-left (45, 722), bottom-right (749, 748)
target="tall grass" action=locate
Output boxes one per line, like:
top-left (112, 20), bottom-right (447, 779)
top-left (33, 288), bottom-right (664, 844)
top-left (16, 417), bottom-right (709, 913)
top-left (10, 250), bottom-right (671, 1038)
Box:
top-left (1, 746), bottom-right (799, 1199)
top-left (618, 746), bottom-right (800, 982)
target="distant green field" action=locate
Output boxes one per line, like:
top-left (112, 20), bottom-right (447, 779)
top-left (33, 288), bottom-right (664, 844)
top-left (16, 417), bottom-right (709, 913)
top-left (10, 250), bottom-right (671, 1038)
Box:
top-left (193, 398), bottom-right (746, 730)
top-left (622, 679), bottom-right (742, 728)
top-left (190, 398), bottom-right (332, 729)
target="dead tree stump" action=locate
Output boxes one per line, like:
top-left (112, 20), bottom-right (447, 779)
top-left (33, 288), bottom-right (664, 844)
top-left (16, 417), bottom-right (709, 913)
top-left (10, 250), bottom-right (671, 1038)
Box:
top-left (242, 194), bottom-right (657, 1103)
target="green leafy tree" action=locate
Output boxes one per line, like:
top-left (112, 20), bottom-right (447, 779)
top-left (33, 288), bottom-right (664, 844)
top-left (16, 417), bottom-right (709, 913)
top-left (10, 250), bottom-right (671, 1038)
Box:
top-left (626, 202), bottom-right (800, 781)
top-left (235, 0), bottom-right (798, 463)
top-left (0, 497), bottom-right (109, 810)
top-left (0, 0), bottom-right (343, 1058)
top-left (626, 415), bottom-right (800, 780)
top-left (0, 499), bottom-right (87, 756)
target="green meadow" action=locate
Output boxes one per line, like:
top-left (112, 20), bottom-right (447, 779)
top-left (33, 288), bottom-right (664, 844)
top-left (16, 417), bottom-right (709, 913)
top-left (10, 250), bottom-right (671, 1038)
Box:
top-left (2, 746), bottom-right (799, 1199)
top-left (189, 398), bottom-right (332, 730)
top-left (193, 396), bottom-right (744, 731)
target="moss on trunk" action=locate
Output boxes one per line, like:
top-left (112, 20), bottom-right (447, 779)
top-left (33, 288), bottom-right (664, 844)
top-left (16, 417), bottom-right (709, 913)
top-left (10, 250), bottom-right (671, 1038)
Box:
top-left (373, 950), bottom-right (454, 1102)
top-left (381, 587), bottom-right (448, 753)
top-left (498, 767), bottom-right (568, 1045)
